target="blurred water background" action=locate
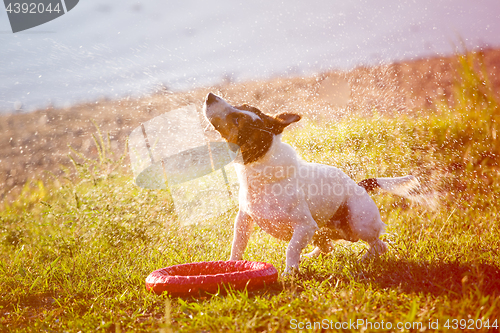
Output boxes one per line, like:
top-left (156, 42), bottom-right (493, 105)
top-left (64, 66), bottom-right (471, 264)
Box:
top-left (0, 0), bottom-right (499, 113)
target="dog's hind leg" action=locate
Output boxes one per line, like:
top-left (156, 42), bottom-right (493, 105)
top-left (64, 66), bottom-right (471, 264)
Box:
top-left (302, 246), bottom-right (323, 259)
top-left (346, 192), bottom-right (389, 261)
top-left (302, 227), bottom-right (338, 259)
top-left (361, 238), bottom-right (388, 261)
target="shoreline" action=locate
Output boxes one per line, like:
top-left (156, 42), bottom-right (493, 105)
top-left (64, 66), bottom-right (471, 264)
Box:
top-left (1, 48), bottom-right (499, 202)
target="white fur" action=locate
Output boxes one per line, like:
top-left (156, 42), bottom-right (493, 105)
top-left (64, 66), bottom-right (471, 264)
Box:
top-left (375, 175), bottom-right (418, 196)
top-left (203, 94), bottom-right (411, 275)
top-left (230, 137), bottom-right (388, 274)
top-left (205, 95), bottom-right (262, 121)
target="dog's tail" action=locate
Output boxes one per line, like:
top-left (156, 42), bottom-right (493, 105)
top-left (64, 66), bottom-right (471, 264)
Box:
top-left (358, 175), bottom-right (419, 197)
top-left (358, 175), bottom-right (438, 209)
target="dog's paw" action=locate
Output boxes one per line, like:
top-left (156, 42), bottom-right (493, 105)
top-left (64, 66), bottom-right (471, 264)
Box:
top-left (301, 247), bottom-right (322, 260)
top-left (360, 252), bottom-right (373, 262)
top-left (361, 240), bottom-right (388, 262)
top-left (282, 265), bottom-right (300, 277)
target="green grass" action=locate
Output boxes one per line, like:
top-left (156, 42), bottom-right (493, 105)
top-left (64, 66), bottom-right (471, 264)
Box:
top-left (1, 52), bottom-right (500, 332)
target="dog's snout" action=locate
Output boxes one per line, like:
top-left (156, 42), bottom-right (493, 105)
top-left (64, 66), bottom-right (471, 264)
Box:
top-left (206, 93), bottom-right (218, 105)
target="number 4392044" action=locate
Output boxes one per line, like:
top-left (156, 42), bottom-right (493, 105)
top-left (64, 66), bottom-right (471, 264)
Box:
top-left (6, 2), bottom-right (62, 14)
top-left (444, 318), bottom-right (498, 330)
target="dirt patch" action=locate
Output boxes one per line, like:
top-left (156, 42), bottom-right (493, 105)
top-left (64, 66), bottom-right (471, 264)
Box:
top-left (1, 48), bottom-right (499, 203)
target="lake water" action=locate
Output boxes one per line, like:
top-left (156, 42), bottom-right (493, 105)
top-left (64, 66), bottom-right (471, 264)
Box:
top-left (1, 0), bottom-right (499, 113)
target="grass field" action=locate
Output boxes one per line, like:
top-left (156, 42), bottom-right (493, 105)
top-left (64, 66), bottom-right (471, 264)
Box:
top-left (1, 52), bottom-right (500, 332)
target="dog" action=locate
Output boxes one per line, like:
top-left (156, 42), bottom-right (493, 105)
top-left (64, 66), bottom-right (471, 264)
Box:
top-left (203, 93), bottom-right (419, 275)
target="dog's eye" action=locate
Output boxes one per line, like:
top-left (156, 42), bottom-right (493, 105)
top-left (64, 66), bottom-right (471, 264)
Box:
top-left (228, 113), bottom-right (240, 126)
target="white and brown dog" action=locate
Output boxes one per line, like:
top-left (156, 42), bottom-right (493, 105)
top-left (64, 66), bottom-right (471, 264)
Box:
top-left (203, 93), bottom-right (419, 275)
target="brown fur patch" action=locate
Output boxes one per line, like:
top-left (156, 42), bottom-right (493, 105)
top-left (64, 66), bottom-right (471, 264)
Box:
top-left (312, 201), bottom-right (359, 252)
top-left (231, 105), bottom-right (300, 164)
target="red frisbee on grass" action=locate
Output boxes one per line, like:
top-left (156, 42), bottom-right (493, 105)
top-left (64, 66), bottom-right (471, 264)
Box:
top-left (146, 260), bottom-right (278, 296)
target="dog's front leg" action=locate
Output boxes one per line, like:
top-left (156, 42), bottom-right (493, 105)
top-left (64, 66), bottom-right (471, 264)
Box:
top-left (284, 219), bottom-right (318, 275)
top-left (229, 211), bottom-right (254, 261)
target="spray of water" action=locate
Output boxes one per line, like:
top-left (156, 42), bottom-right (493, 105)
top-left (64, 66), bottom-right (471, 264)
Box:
top-left (129, 104), bottom-right (239, 225)
top-left (310, 63), bottom-right (444, 211)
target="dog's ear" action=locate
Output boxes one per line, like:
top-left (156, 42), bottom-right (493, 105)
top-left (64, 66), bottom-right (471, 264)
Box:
top-left (275, 113), bottom-right (301, 127)
top-left (268, 112), bottom-right (301, 134)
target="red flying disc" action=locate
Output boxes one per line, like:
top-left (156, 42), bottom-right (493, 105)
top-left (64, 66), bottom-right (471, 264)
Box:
top-left (146, 260), bottom-right (278, 296)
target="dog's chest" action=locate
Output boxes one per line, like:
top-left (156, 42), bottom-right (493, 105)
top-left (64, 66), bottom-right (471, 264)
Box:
top-left (236, 158), bottom-right (355, 231)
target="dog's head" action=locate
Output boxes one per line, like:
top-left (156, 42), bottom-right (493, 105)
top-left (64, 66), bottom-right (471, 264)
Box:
top-left (203, 93), bottom-right (301, 164)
